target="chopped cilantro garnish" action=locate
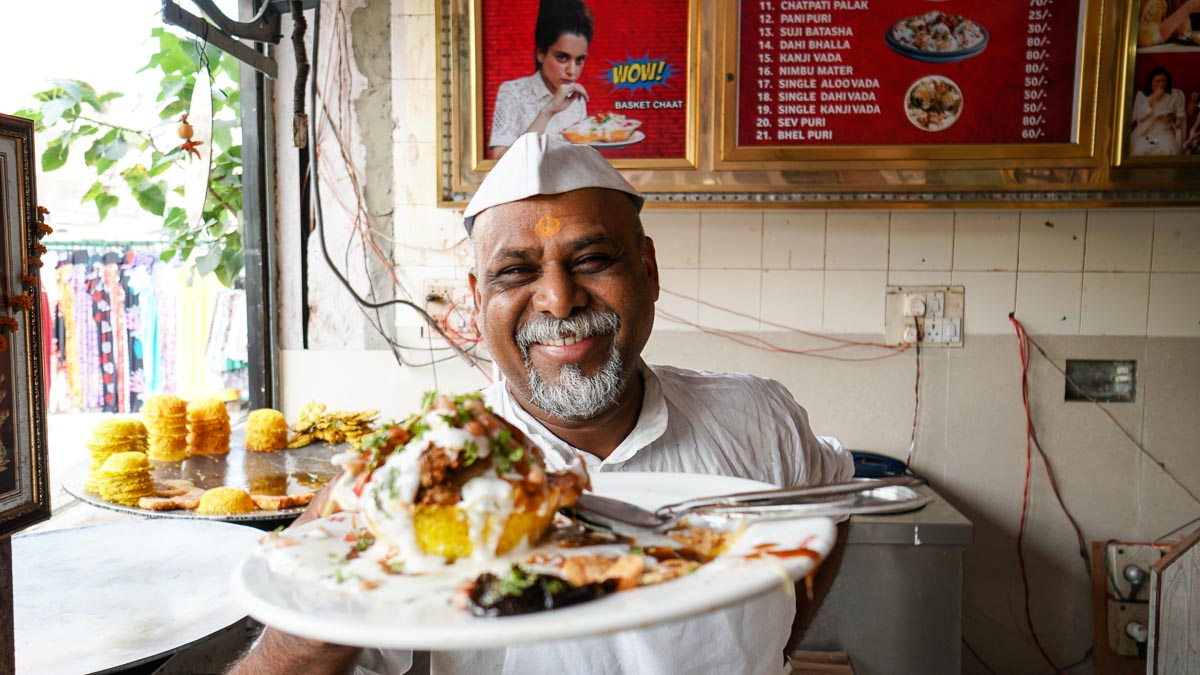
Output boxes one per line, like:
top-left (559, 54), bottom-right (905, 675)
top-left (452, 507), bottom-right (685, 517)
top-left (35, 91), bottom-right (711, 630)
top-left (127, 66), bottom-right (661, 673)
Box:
top-left (388, 561), bottom-right (405, 573)
top-left (353, 531), bottom-right (376, 552)
top-left (543, 578), bottom-right (567, 595)
top-left (629, 547), bottom-right (645, 555)
top-left (463, 440), bottom-right (479, 466)
top-left (420, 391), bottom-right (438, 409)
top-left (497, 565), bottom-right (538, 597)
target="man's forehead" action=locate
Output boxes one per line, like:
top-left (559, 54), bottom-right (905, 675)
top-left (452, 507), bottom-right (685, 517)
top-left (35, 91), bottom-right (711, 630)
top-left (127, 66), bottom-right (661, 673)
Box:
top-left (472, 189), bottom-right (636, 244)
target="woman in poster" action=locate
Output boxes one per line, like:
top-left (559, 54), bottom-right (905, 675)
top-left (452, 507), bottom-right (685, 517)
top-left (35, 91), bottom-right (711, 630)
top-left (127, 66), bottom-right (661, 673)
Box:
top-left (1185, 91), bottom-right (1200, 153)
top-left (489, 0), bottom-right (593, 159)
top-left (1138, 0), bottom-right (1200, 47)
top-left (1131, 66), bottom-right (1187, 156)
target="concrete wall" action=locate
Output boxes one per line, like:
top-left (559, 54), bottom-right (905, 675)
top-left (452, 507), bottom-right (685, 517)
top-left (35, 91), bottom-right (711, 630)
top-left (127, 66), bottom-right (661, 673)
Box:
top-left (272, 3), bottom-right (1200, 672)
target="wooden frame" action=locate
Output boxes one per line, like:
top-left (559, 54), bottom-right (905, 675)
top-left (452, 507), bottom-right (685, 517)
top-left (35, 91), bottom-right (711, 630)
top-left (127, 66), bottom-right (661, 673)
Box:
top-left (1112, 0), bottom-right (1200, 166)
top-left (0, 113), bottom-right (50, 538)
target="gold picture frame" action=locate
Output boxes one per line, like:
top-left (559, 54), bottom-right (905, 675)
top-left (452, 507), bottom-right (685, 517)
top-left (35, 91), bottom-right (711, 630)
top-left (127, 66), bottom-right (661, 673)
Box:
top-left (438, 0), bottom-right (1200, 208)
top-left (0, 113), bottom-right (50, 537)
top-left (442, 0), bottom-right (701, 198)
top-left (1112, 0), bottom-right (1200, 166)
top-left (716, 1), bottom-right (1105, 167)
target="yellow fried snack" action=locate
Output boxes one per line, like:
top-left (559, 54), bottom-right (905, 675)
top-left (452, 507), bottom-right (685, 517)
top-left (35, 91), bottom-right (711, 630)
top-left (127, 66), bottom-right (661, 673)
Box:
top-left (92, 451), bottom-right (156, 506)
top-left (186, 399), bottom-right (231, 456)
top-left (196, 486), bottom-right (258, 515)
top-left (246, 408), bottom-right (289, 452)
top-left (85, 418), bottom-right (150, 492)
top-left (287, 402), bottom-right (378, 449)
top-left (329, 393), bottom-right (587, 569)
top-left (143, 395), bottom-right (190, 462)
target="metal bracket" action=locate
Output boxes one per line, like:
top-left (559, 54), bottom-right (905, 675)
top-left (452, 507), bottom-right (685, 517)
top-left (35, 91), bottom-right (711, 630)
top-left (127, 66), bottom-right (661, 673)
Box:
top-left (160, 0), bottom-right (316, 79)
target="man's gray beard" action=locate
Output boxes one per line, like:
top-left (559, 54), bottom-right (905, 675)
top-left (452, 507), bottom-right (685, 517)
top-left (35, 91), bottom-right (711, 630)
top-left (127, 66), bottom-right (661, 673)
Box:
top-left (516, 311), bottom-right (625, 421)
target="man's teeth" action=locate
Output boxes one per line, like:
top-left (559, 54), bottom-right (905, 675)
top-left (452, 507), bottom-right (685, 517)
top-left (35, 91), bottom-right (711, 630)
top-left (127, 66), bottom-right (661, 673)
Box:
top-left (540, 334), bottom-right (584, 347)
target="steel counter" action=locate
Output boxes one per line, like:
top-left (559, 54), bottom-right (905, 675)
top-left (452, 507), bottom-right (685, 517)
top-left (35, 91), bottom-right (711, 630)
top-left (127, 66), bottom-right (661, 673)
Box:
top-left (796, 486), bottom-right (974, 675)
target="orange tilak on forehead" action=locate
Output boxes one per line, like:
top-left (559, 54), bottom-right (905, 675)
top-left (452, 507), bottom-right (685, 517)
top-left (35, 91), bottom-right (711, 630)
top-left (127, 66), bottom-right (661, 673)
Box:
top-left (533, 214), bottom-right (563, 238)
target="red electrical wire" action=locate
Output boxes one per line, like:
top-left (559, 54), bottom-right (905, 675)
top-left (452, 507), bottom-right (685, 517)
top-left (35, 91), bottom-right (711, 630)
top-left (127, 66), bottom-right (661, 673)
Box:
top-left (1010, 313), bottom-right (1076, 674)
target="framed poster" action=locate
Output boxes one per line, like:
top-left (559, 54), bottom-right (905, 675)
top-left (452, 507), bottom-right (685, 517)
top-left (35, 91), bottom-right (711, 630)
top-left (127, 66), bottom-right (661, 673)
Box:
top-left (0, 113), bottom-right (50, 537)
top-left (1113, 0), bottom-right (1200, 165)
top-left (468, 0), bottom-right (699, 171)
top-left (718, 0), bottom-right (1103, 165)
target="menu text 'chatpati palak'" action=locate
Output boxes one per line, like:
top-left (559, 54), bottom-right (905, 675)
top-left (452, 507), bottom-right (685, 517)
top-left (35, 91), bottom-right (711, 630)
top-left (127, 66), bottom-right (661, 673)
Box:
top-left (736, 0), bottom-right (1083, 146)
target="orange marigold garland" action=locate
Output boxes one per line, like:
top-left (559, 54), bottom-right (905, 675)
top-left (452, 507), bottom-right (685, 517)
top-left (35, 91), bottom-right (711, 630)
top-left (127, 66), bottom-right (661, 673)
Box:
top-left (2, 204), bottom-right (54, 351)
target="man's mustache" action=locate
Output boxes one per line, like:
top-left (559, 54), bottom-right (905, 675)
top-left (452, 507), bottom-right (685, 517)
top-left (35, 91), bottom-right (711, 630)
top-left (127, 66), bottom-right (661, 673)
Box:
top-left (515, 311), bottom-right (621, 356)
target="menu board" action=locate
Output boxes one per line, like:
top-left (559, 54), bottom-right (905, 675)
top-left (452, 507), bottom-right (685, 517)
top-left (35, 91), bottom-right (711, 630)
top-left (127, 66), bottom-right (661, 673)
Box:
top-left (735, 1), bottom-right (1085, 148)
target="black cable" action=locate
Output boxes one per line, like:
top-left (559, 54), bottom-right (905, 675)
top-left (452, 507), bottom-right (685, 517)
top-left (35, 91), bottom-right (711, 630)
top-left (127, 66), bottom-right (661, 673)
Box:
top-left (962, 638), bottom-right (999, 675)
top-left (307, 1), bottom-right (477, 371)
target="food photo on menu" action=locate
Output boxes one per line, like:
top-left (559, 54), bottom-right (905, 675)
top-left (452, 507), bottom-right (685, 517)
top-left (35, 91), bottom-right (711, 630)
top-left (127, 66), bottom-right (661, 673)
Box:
top-left (481, 0), bottom-right (690, 161)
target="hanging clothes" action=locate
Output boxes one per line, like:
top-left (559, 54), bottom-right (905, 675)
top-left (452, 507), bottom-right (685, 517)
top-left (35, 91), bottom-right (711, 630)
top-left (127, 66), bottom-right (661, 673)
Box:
top-left (40, 247), bottom-right (248, 413)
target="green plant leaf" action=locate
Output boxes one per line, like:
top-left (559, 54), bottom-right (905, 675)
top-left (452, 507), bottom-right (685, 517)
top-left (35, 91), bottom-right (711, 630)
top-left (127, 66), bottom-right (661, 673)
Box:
top-left (133, 183), bottom-right (166, 216)
top-left (160, 249), bottom-right (177, 263)
top-left (81, 181), bottom-right (105, 204)
top-left (41, 142), bottom-right (69, 172)
top-left (96, 193), bottom-right (119, 220)
top-left (41, 97), bottom-right (74, 126)
top-left (195, 250), bottom-right (220, 276)
top-left (102, 133), bottom-right (130, 161)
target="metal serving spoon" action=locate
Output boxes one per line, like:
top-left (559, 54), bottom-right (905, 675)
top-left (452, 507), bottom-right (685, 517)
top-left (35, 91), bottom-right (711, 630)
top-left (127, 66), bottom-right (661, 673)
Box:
top-left (565, 475), bottom-right (929, 533)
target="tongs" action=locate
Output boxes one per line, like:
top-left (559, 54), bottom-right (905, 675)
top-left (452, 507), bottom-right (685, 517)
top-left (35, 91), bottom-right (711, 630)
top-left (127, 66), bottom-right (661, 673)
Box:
top-left (565, 475), bottom-right (928, 533)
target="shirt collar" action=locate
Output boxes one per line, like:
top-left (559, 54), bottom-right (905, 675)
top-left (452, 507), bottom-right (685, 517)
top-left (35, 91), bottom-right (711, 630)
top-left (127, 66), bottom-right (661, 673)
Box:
top-left (521, 72), bottom-right (554, 104)
top-left (495, 360), bottom-right (669, 471)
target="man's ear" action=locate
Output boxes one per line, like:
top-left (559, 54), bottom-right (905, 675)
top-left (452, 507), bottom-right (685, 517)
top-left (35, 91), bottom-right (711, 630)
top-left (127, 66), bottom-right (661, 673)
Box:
top-left (468, 270), bottom-right (483, 333)
top-left (642, 236), bottom-right (660, 303)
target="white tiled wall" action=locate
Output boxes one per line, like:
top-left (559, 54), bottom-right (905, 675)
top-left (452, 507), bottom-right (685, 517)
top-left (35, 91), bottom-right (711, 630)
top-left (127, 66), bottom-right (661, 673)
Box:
top-left (642, 208), bottom-right (1200, 337)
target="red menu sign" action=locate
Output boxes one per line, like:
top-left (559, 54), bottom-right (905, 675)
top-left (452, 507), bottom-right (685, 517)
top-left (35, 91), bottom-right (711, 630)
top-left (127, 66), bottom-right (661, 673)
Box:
top-left (736, 1), bottom-right (1084, 146)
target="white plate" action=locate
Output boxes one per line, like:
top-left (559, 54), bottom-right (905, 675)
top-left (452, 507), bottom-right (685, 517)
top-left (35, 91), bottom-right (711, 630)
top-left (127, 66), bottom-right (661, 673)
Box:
top-left (15, 520), bottom-right (263, 674)
top-left (904, 75), bottom-right (963, 132)
top-left (230, 472), bottom-right (836, 650)
top-left (566, 130), bottom-right (646, 149)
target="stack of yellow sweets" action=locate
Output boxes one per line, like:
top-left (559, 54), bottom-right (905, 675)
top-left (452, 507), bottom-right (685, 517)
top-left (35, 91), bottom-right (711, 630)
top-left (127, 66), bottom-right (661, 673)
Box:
top-left (142, 395), bottom-right (189, 462)
top-left (187, 399), bottom-right (231, 456)
top-left (245, 408), bottom-right (289, 452)
top-left (82, 418), bottom-right (148, 493)
top-left (91, 451), bottom-right (156, 506)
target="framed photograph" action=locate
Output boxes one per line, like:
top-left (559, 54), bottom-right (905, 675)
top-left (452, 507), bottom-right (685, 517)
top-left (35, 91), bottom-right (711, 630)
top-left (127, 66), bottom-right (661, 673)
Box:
top-left (456, 0), bottom-right (698, 182)
top-left (0, 113), bottom-right (50, 537)
top-left (1114, 0), bottom-right (1200, 165)
top-left (717, 0), bottom-right (1103, 165)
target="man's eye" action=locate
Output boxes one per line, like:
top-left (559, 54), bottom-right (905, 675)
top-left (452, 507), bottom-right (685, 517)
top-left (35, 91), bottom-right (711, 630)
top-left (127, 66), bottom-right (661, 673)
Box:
top-left (494, 266), bottom-right (533, 280)
top-left (574, 255), bottom-right (613, 272)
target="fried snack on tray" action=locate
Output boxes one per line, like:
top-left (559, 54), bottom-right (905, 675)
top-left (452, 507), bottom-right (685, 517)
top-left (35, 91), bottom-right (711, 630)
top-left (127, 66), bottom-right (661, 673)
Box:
top-left (250, 491), bottom-right (314, 511)
top-left (328, 392), bottom-right (588, 570)
top-left (138, 479), bottom-right (205, 511)
top-left (196, 486), bottom-right (258, 515)
top-left (246, 408), bottom-right (289, 452)
top-left (142, 395), bottom-right (189, 462)
top-left (91, 451), bottom-right (156, 506)
top-left (186, 398), bottom-right (231, 456)
top-left (84, 419), bottom-right (149, 494)
top-left (287, 402), bottom-right (378, 449)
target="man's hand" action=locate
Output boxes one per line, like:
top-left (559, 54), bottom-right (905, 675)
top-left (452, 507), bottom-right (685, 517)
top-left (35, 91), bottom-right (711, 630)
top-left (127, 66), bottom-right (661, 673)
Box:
top-left (226, 627), bottom-right (361, 675)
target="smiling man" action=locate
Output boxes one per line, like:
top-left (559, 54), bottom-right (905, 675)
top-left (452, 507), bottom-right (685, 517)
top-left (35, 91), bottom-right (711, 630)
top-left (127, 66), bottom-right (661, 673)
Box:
top-left (229, 134), bottom-right (851, 675)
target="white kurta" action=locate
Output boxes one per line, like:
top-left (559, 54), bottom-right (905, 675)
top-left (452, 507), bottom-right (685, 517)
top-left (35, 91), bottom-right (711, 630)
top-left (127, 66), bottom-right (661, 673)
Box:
top-left (490, 72), bottom-right (588, 149)
top-left (358, 361), bottom-right (853, 675)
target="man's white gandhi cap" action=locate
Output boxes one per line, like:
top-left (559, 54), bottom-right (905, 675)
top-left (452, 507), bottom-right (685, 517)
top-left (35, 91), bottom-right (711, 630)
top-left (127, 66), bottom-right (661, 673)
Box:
top-left (463, 132), bottom-right (644, 235)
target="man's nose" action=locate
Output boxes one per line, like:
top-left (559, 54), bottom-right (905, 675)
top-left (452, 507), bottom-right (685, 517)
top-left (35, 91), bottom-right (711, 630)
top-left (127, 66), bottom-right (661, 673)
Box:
top-left (533, 266), bottom-right (586, 319)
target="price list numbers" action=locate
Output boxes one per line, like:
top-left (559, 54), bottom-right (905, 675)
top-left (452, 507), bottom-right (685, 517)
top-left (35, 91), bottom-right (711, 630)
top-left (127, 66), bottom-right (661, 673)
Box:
top-left (1022, 0), bottom-right (1055, 141)
top-left (753, 2), bottom-right (776, 142)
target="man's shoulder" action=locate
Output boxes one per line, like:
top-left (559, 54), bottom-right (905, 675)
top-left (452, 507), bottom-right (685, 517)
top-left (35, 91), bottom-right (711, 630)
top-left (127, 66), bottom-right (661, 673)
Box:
top-left (649, 363), bottom-right (786, 396)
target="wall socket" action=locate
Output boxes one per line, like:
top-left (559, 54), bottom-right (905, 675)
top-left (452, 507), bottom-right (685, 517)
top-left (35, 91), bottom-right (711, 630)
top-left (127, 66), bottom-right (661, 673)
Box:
top-left (422, 279), bottom-right (470, 324)
top-left (884, 285), bottom-right (965, 347)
